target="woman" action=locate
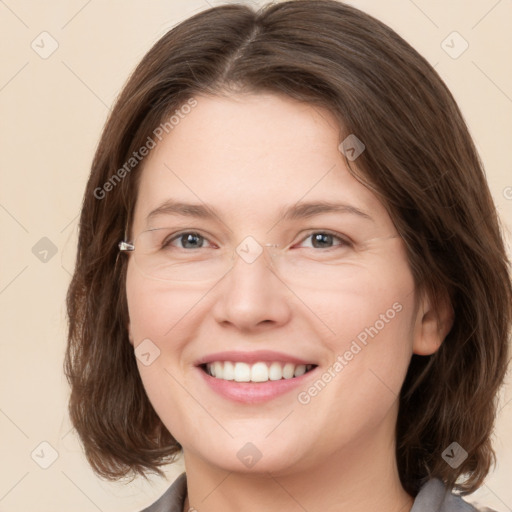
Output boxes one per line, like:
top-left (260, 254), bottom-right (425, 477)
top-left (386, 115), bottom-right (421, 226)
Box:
top-left (64, 1), bottom-right (511, 511)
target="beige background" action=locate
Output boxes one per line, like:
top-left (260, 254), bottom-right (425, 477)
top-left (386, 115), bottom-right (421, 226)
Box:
top-left (0, 0), bottom-right (511, 510)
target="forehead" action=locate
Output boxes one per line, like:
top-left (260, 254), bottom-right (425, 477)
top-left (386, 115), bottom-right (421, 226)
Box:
top-left (132, 93), bottom-right (392, 232)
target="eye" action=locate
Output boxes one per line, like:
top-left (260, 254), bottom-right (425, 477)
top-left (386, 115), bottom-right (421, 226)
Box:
top-left (164, 231), bottom-right (214, 250)
top-left (297, 231), bottom-right (352, 250)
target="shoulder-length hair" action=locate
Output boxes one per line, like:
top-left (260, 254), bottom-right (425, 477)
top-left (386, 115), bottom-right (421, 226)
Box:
top-left (64, 0), bottom-right (511, 496)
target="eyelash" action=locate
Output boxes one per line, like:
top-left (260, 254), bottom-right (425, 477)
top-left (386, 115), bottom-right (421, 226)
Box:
top-left (164, 230), bottom-right (353, 251)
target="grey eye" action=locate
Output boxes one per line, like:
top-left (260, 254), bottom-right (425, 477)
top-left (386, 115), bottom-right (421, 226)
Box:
top-left (168, 232), bottom-right (207, 249)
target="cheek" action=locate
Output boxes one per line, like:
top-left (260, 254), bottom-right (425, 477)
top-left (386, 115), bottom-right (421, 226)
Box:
top-left (308, 249), bottom-right (416, 400)
top-left (295, 295), bottom-right (415, 453)
top-left (126, 261), bottom-right (168, 340)
top-left (125, 264), bottom-right (197, 439)
top-left (322, 266), bottom-right (415, 419)
top-left (125, 264), bottom-right (184, 396)
top-left (125, 261), bottom-right (210, 416)
top-left (125, 260), bottom-right (206, 343)
top-left (313, 252), bottom-right (415, 352)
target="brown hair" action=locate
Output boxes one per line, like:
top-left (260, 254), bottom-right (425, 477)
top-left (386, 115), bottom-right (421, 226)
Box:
top-left (64, 0), bottom-right (512, 496)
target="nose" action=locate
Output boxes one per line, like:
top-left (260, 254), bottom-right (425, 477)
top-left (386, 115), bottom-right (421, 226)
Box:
top-left (210, 242), bottom-right (292, 332)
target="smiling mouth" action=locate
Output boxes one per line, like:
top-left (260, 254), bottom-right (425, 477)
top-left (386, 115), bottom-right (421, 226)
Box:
top-left (200, 361), bottom-right (317, 383)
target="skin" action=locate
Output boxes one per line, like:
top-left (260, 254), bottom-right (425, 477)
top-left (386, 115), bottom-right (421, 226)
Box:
top-left (126, 92), bottom-right (453, 512)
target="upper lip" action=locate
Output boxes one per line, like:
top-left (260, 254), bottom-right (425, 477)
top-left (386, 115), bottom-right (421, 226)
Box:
top-left (194, 350), bottom-right (316, 366)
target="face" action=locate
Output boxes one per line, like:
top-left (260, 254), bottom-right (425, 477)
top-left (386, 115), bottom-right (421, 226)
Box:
top-left (125, 92), bottom-right (440, 476)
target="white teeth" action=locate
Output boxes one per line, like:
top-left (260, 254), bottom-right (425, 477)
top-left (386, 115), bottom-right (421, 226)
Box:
top-left (223, 361), bottom-right (235, 380)
top-left (282, 362), bottom-right (295, 379)
top-left (269, 362), bottom-right (283, 381)
top-left (205, 361), bottom-right (315, 382)
top-left (213, 361), bottom-right (223, 379)
top-left (294, 364), bottom-right (306, 377)
top-left (251, 362), bottom-right (269, 382)
top-left (234, 362), bottom-right (251, 382)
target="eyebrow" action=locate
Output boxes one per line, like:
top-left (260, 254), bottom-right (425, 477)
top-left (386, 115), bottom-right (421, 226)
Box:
top-left (146, 199), bottom-right (374, 223)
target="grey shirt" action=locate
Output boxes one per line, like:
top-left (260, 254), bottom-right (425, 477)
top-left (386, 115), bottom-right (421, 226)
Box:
top-left (140, 473), bottom-right (496, 512)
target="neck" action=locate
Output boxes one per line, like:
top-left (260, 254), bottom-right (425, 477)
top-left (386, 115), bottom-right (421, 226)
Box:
top-left (181, 419), bottom-right (413, 512)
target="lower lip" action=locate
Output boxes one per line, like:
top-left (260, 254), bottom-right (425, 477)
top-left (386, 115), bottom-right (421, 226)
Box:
top-left (197, 366), bottom-right (318, 404)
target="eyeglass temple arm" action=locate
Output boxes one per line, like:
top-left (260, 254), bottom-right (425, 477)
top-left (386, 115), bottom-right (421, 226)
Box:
top-left (119, 221), bottom-right (135, 252)
top-left (118, 241), bottom-right (134, 252)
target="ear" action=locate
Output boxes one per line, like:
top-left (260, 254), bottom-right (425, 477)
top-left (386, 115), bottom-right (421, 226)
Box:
top-left (412, 288), bottom-right (454, 356)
